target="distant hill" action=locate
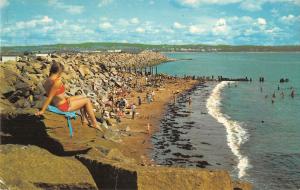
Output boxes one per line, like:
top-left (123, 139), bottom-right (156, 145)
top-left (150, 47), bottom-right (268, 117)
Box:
top-left (1, 42), bottom-right (300, 55)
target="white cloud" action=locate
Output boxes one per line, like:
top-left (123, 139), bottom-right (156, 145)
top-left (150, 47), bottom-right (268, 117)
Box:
top-left (99, 22), bottom-right (112, 29)
top-left (212, 18), bottom-right (229, 35)
top-left (41, 16), bottom-right (53, 23)
top-left (257, 18), bottom-right (267, 25)
top-left (280, 14), bottom-right (300, 24)
top-left (189, 25), bottom-right (206, 34)
top-left (178, 0), bottom-right (240, 7)
top-left (98, 0), bottom-right (113, 7)
top-left (15, 16), bottom-right (53, 29)
top-left (130, 17), bottom-right (140, 24)
top-left (173, 22), bottom-right (186, 29)
top-left (264, 27), bottom-right (281, 34)
top-left (48, 0), bottom-right (84, 14)
top-left (240, 1), bottom-right (263, 11)
top-left (136, 27), bottom-right (145, 33)
top-left (176, 0), bottom-right (300, 11)
top-left (0, 0), bottom-right (9, 9)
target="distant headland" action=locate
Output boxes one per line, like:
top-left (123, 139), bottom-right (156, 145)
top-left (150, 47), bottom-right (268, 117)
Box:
top-left (1, 42), bottom-right (300, 55)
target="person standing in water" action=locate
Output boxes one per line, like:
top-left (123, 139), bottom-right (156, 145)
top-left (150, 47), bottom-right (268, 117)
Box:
top-left (188, 97), bottom-right (192, 106)
top-left (291, 89), bottom-right (295, 98)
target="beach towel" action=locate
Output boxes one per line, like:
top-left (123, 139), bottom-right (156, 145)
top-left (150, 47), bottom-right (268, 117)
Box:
top-left (47, 105), bottom-right (77, 137)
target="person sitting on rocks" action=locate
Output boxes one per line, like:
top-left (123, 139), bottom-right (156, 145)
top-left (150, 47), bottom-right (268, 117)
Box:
top-left (35, 62), bottom-right (103, 132)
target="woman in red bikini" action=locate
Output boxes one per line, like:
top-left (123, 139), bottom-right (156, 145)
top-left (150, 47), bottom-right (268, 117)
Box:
top-left (35, 62), bottom-right (102, 131)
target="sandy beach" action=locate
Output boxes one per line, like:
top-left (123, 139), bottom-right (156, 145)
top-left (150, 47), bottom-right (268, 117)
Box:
top-left (116, 78), bottom-right (199, 165)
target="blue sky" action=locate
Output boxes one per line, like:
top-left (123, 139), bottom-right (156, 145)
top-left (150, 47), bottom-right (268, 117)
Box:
top-left (1, 0), bottom-right (300, 46)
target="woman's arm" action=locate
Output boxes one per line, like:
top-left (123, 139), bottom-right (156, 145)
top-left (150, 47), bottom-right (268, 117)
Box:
top-left (35, 81), bottom-right (60, 116)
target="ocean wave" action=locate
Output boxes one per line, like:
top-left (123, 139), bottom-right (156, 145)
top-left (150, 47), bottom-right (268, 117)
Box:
top-left (206, 81), bottom-right (250, 178)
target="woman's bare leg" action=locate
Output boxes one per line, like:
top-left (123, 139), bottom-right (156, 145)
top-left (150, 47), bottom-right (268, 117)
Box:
top-left (68, 97), bottom-right (101, 130)
top-left (69, 96), bottom-right (90, 124)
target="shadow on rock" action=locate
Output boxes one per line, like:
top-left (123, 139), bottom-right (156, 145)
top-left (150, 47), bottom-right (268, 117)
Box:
top-left (1, 113), bottom-right (90, 156)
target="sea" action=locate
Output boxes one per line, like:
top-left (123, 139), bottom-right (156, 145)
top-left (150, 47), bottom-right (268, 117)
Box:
top-left (151, 52), bottom-right (300, 190)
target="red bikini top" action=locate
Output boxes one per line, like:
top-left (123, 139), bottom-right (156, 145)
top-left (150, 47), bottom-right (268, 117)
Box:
top-left (51, 76), bottom-right (65, 96)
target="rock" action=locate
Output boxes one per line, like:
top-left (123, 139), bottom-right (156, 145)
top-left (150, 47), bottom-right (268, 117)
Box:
top-left (1, 85), bottom-right (15, 97)
top-left (24, 65), bottom-right (37, 74)
top-left (104, 129), bottom-right (122, 143)
top-left (99, 63), bottom-right (108, 71)
top-left (79, 65), bottom-right (90, 77)
top-left (16, 62), bottom-right (26, 70)
top-left (106, 148), bottom-right (136, 164)
top-left (15, 98), bottom-right (31, 108)
top-left (15, 82), bottom-right (31, 91)
top-left (0, 98), bottom-right (15, 113)
top-left (95, 112), bottom-right (103, 122)
top-left (36, 56), bottom-right (46, 61)
top-left (76, 149), bottom-right (239, 190)
top-left (0, 144), bottom-right (97, 190)
top-left (111, 67), bottom-right (117, 75)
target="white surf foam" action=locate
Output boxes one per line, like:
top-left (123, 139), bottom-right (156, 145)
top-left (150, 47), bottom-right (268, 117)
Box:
top-left (206, 81), bottom-right (250, 178)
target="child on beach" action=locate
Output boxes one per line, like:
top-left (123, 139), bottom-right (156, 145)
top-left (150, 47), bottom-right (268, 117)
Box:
top-left (35, 62), bottom-right (103, 132)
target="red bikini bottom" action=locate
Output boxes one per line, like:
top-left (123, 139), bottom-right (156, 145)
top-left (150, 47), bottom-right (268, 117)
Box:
top-left (57, 98), bottom-right (70, 112)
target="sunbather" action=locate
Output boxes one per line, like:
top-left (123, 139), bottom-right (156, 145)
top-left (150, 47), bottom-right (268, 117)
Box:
top-left (35, 62), bottom-right (102, 131)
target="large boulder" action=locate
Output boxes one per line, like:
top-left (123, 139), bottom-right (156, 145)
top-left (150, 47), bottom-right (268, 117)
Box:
top-left (79, 65), bottom-right (91, 77)
top-left (0, 144), bottom-right (97, 190)
top-left (76, 148), bottom-right (246, 190)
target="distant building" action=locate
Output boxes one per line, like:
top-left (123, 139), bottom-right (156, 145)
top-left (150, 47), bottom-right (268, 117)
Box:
top-left (35, 53), bottom-right (50, 57)
top-left (107, 49), bottom-right (122, 53)
top-left (1, 56), bottom-right (21, 62)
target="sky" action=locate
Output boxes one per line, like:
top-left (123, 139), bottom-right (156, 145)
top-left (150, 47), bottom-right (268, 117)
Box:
top-left (0, 0), bottom-right (300, 46)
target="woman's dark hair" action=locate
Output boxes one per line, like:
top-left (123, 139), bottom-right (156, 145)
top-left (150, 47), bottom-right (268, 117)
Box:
top-left (49, 61), bottom-right (64, 76)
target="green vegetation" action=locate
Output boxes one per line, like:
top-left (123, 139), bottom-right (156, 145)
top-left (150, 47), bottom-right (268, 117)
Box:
top-left (1, 42), bottom-right (300, 54)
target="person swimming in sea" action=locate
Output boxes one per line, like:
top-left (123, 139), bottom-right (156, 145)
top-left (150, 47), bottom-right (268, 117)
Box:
top-left (35, 62), bottom-right (103, 132)
top-left (291, 89), bottom-right (295, 98)
top-left (272, 92), bottom-right (276, 98)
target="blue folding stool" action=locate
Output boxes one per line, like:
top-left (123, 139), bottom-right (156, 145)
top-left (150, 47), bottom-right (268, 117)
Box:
top-left (47, 105), bottom-right (77, 137)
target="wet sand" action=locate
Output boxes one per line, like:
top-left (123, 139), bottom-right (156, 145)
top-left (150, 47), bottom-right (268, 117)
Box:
top-left (151, 82), bottom-right (236, 173)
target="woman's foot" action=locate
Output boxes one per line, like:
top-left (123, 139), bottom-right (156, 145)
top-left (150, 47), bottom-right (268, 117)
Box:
top-left (92, 123), bottom-right (104, 133)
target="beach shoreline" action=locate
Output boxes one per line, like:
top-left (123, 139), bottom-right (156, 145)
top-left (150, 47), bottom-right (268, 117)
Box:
top-left (116, 78), bottom-right (200, 165)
